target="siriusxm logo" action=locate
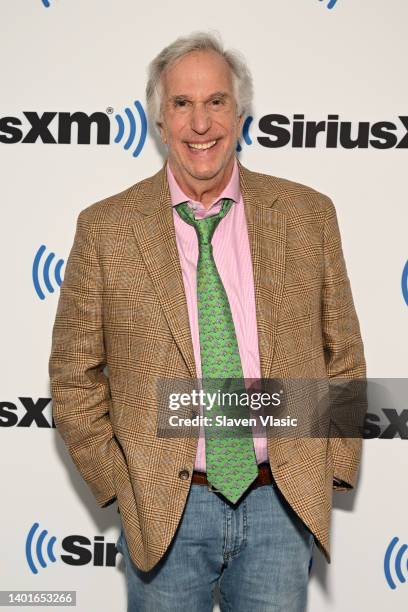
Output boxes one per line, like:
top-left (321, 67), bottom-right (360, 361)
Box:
top-left (42, 0), bottom-right (51, 6)
top-left (26, 523), bottom-right (119, 574)
top-left (384, 537), bottom-right (408, 590)
top-left (363, 409), bottom-right (408, 440)
top-left (113, 100), bottom-right (147, 157)
top-left (319, 0), bottom-right (338, 9)
top-left (33, 245), bottom-right (64, 301)
top-left (0, 100), bottom-right (147, 158)
top-left (237, 116), bottom-right (253, 152)
top-left (0, 397), bottom-right (54, 428)
top-left (402, 260), bottom-right (408, 306)
top-left (238, 114), bottom-right (408, 150)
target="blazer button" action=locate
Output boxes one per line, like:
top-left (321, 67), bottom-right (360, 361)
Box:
top-left (178, 469), bottom-right (190, 481)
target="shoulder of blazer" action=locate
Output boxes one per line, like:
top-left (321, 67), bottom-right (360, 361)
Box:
top-left (76, 164), bottom-right (168, 228)
top-left (238, 161), bottom-right (337, 218)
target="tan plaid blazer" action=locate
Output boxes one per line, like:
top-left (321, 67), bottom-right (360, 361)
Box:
top-left (49, 160), bottom-right (366, 571)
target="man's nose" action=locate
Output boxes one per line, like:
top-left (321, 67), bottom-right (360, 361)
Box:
top-left (190, 103), bottom-right (211, 134)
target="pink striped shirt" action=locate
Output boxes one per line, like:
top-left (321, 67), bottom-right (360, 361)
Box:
top-left (167, 159), bottom-right (268, 472)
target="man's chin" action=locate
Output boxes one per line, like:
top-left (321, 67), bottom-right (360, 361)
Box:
top-left (186, 162), bottom-right (228, 182)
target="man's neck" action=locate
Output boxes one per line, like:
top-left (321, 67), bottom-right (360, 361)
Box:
top-left (168, 158), bottom-right (235, 209)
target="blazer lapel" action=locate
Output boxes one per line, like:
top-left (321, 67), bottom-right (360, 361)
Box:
top-left (130, 165), bottom-right (197, 378)
top-left (238, 162), bottom-right (287, 379)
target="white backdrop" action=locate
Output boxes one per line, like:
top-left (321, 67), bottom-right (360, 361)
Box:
top-left (1, 1), bottom-right (408, 610)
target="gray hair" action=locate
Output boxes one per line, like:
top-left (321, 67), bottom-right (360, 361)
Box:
top-left (146, 31), bottom-right (253, 126)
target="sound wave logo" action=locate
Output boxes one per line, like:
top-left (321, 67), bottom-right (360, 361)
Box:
top-left (32, 245), bottom-right (64, 301)
top-left (114, 100), bottom-right (147, 158)
top-left (236, 115), bottom-right (253, 152)
top-left (402, 260), bottom-right (408, 305)
top-left (384, 537), bottom-right (408, 589)
top-left (319, 0), bottom-right (338, 8)
top-left (26, 523), bottom-right (57, 574)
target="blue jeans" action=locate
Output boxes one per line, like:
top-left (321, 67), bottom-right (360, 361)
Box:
top-left (116, 481), bottom-right (315, 612)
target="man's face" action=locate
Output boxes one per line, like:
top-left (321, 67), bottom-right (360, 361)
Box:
top-left (158, 49), bottom-right (243, 190)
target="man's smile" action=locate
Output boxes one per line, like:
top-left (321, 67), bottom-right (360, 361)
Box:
top-left (186, 138), bottom-right (220, 154)
top-left (186, 139), bottom-right (218, 150)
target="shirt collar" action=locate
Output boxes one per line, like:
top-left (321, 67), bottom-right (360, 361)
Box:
top-left (166, 158), bottom-right (241, 208)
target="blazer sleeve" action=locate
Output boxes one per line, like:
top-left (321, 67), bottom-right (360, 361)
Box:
top-left (321, 198), bottom-right (367, 491)
top-left (48, 209), bottom-right (118, 508)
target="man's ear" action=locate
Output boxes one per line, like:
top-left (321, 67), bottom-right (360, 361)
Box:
top-left (157, 121), bottom-right (167, 145)
top-left (236, 113), bottom-right (244, 139)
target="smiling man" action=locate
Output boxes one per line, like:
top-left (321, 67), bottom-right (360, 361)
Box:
top-left (49, 31), bottom-right (366, 612)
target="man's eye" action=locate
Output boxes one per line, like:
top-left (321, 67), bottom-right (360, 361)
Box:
top-left (175, 100), bottom-right (188, 107)
top-left (211, 99), bottom-right (223, 106)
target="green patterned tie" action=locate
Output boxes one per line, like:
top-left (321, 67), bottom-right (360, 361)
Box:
top-left (175, 198), bottom-right (258, 503)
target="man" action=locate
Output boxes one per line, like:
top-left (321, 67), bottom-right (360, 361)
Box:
top-left (49, 31), bottom-right (366, 611)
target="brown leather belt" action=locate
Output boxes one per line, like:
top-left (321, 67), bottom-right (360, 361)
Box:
top-left (192, 462), bottom-right (274, 492)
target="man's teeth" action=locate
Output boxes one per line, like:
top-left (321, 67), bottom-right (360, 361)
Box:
top-left (188, 140), bottom-right (217, 150)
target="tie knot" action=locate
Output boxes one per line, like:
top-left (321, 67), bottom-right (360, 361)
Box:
top-left (175, 198), bottom-right (234, 245)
